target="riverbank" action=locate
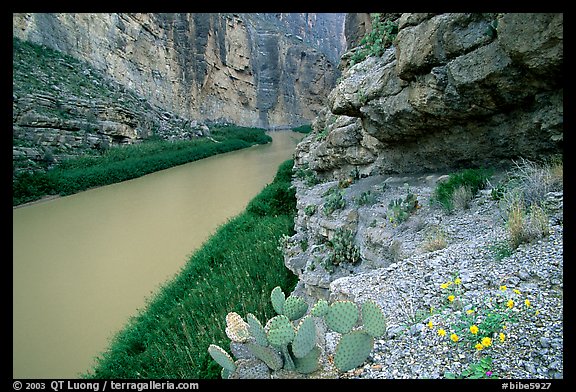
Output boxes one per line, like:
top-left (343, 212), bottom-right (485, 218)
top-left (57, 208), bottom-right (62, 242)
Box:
top-left (83, 159), bottom-right (299, 379)
top-left (12, 125), bottom-right (271, 206)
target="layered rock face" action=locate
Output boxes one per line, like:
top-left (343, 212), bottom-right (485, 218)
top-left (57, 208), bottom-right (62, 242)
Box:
top-left (296, 13), bottom-right (563, 180)
top-left (13, 13), bottom-right (345, 129)
top-left (286, 13), bottom-right (563, 301)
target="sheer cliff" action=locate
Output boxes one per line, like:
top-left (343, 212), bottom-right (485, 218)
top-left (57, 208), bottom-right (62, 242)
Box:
top-left (13, 13), bottom-right (346, 130)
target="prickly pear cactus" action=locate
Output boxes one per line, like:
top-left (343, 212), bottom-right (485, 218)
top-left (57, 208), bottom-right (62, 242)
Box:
top-left (333, 330), bottom-right (374, 372)
top-left (266, 315), bottom-right (295, 347)
top-left (208, 286), bottom-right (387, 378)
top-left (225, 312), bottom-right (250, 343)
top-left (294, 345), bottom-right (321, 374)
top-left (228, 358), bottom-right (270, 379)
top-left (292, 316), bottom-right (316, 358)
top-left (310, 299), bottom-right (329, 317)
top-left (283, 295), bottom-right (308, 321)
top-left (271, 286), bottom-right (285, 315)
top-left (361, 300), bottom-right (386, 338)
top-left (208, 344), bottom-right (236, 373)
top-left (325, 300), bottom-right (359, 334)
top-left (246, 313), bottom-right (268, 346)
top-left (246, 342), bottom-right (283, 370)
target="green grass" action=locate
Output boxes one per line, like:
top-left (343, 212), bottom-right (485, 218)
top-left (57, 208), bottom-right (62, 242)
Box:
top-left (12, 126), bottom-right (272, 206)
top-left (431, 168), bottom-right (492, 213)
top-left (83, 160), bottom-right (298, 379)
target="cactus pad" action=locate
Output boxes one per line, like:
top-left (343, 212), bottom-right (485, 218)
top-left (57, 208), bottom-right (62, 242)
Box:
top-left (246, 313), bottom-right (268, 346)
top-left (283, 295), bottom-right (308, 321)
top-left (266, 315), bottom-right (295, 347)
top-left (334, 330), bottom-right (374, 372)
top-left (230, 341), bottom-right (255, 360)
top-left (294, 345), bottom-right (321, 374)
top-left (292, 316), bottom-right (316, 358)
top-left (361, 300), bottom-right (386, 338)
top-left (229, 358), bottom-right (270, 379)
top-left (208, 344), bottom-right (236, 372)
top-left (271, 286), bottom-right (285, 315)
top-left (225, 312), bottom-right (250, 343)
top-left (246, 342), bottom-right (283, 370)
top-left (325, 300), bottom-right (359, 334)
top-left (310, 299), bottom-right (329, 317)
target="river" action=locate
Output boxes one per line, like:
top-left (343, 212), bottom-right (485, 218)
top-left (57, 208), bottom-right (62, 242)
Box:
top-left (12, 131), bottom-right (303, 379)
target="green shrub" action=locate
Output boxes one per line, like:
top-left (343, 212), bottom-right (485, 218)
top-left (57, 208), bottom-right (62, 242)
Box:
top-left (432, 168), bottom-right (492, 213)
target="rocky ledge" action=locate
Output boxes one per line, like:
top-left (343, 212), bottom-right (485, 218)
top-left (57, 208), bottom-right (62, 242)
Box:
top-left (283, 167), bottom-right (563, 379)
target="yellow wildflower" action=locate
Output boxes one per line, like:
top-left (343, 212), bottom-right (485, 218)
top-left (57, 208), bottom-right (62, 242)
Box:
top-left (448, 295), bottom-right (455, 302)
top-left (499, 333), bottom-right (506, 343)
top-left (466, 309), bottom-right (475, 315)
top-left (454, 278), bottom-right (461, 285)
top-left (475, 343), bottom-right (484, 350)
top-left (525, 299), bottom-right (531, 308)
top-left (513, 289), bottom-right (521, 295)
top-left (450, 333), bottom-right (459, 342)
top-left (481, 337), bottom-right (492, 347)
top-left (507, 299), bottom-right (514, 309)
top-left (440, 283), bottom-right (449, 289)
top-left (438, 329), bottom-right (446, 337)
top-left (470, 325), bottom-right (479, 335)
top-left (500, 285), bottom-right (507, 291)
top-left (427, 320), bottom-right (434, 329)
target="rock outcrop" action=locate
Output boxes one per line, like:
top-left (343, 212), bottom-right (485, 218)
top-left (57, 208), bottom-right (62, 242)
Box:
top-left (286, 13), bottom-right (563, 301)
top-left (13, 13), bottom-right (345, 129)
top-left (296, 13), bottom-right (563, 180)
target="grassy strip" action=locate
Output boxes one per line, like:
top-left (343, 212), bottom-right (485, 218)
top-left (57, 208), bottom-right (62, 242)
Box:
top-left (12, 126), bottom-right (271, 206)
top-left (291, 124), bottom-right (312, 134)
top-left (84, 160), bottom-right (298, 379)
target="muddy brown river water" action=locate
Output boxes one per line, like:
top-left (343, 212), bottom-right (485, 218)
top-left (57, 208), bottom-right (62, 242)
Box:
top-left (12, 131), bottom-right (303, 378)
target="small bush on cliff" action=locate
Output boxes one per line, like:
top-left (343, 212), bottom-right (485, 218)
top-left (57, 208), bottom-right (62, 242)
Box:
top-left (350, 14), bottom-right (398, 66)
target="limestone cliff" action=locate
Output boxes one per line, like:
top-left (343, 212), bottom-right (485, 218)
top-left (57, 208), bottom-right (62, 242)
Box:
top-left (296, 13), bottom-right (563, 180)
top-left (13, 13), bottom-right (345, 129)
top-left (286, 13), bottom-right (563, 301)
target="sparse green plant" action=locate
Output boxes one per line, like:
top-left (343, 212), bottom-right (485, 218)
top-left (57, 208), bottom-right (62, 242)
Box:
top-left (315, 128), bottom-right (329, 141)
top-left (294, 164), bottom-right (320, 187)
top-left (422, 225), bottom-right (448, 253)
top-left (304, 205), bottom-right (316, 216)
top-left (349, 14), bottom-right (398, 66)
top-left (208, 286), bottom-right (387, 378)
top-left (387, 191), bottom-right (419, 225)
top-left (328, 227), bottom-right (361, 267)
top-left (488, 240), bottom-right (514, 261)
top-left (357, 190), bottom-right (377, 206)
top-left (506, 196), bottom-right (550, 250)
top-left (323, 187), bottom-right (346, 215)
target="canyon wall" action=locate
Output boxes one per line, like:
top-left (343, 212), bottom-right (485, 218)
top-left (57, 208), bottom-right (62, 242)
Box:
top-left (13, 13), bottom-right (345, 130)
